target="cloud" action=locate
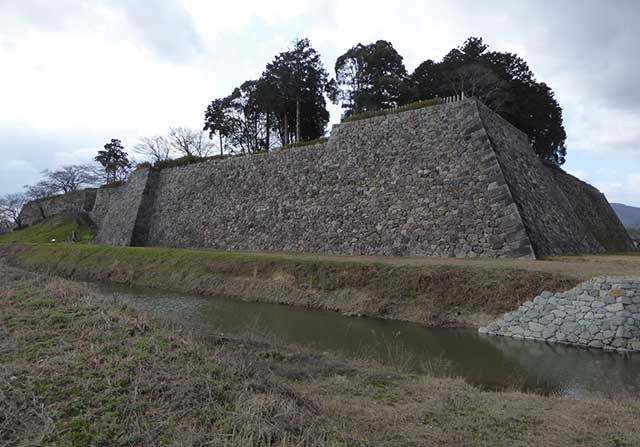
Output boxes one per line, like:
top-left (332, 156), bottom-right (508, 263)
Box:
top-left (593, 174), bottom-right (640, 206)
top-left (110, 0), bottom-right (204, 63)
top-left (0, 0), bottom-right (203, 64)
top-left (0, 0), bottom-right (638, 204)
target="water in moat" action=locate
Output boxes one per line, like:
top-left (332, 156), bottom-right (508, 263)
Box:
top-left (99, 283), bottom-right (640, 398)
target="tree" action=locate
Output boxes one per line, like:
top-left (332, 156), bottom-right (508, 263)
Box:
top-left (134, 135), bottom-right (172, 162)
top-left (502, 81), bottom-right (567, 164)
top-left (409, 36), bottom-right (568, 164)
top-left (39, 164), bottom-right (99, 194)
top-left (409, 59), bottom-right (442, 102)
top-left (167, 127), bottom-right (215, 158)
top-left (24, 180), bottom-right (57, 201)
top-left (333, 40), bottom-right (409, 116)
top-left (204, 97), bottom-right (234, 156)
top-left (94, 139), bottom-right (132, 183)
top-left (253, 75), bottom-right (281, 151)
top-left (263, 38), bottom-right (331, 144)
top-left (0, 193), bottom-right (26, 229)
top-left (442, 64), bottom-right (509, 112)
top-left (0, 217), bottom-right (11, 234)
top-left (224, 80), bottom-right (270, 154)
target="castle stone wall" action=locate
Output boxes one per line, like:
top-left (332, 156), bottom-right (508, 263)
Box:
top-left (90, 169), bottom-right (152, 246)
top-left (16, 98), bottom-right (634, 258)
top-left (478, 103), bottom-right (605, 257)
top-left (546, 166), bottom-right (635, 252)
top-left (142, 100), bottom-right (534, 257)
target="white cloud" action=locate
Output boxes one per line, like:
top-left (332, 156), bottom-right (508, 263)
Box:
top-left (591, 174), bottom-right (640, 206)
top-left (0, 0), bottom-right (639, 202)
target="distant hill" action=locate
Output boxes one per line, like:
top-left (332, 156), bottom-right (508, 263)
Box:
top-left (611, 203), bottom-right (640, 228)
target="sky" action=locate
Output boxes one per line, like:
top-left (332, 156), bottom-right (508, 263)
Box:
top-left (0, 0), bottom-right (639, 206)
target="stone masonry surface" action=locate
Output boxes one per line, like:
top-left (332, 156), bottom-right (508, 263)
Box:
top-left (142, 99), bottom-right (537, 257)
top-left (90, 169), bottom-right (152, 246)
top-left (546, 165), bottom-right (635, 252)
top-left (17, 99), bottom-right (635, 258)
top-left (19, 189), bottom-right (96, 228)
top-left (478, 104), bottom-right (605, 257)
top-left (480, 278), bottom-right (640, 352)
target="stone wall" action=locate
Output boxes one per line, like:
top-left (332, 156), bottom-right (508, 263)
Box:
top-left (19, 189), bottom-right (97, 227)
top-left (480, 278), bottom-right (640, 352)
top-left (90, 169), bottom-right (153, 246)
top-left (546, 165), bottom-right (635, 252)
top-left (477, 103), bottom-right (606, 257)
top-left (17, 98), bottom-right (634, 258)
top-left (141, 100), bottom-right (535, 257)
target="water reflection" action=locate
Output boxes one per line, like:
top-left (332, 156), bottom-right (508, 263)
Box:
top-left (98, 283), bottom-right (640, 397)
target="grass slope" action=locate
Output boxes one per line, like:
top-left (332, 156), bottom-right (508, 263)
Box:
top-left (3, 262), bottom-right (640, 446)
top-left (0, 243), bottom-right (578, 327)
top-left (0, 213), bottom-right (93, 244)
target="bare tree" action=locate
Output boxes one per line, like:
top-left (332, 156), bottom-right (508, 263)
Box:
top-left (134, 135), bottom-right (172, 162)
top-left (167, 127), bottom-right (215, 157)
top-left (40, 164), bottom-right (100, 194)
top-left (24, 180), bottom-right (57, 201)
top-left (0, 193), bottom-right (27, 229)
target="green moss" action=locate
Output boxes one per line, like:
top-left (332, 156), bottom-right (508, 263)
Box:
top-left (0, 213), bottom-right (94, 244)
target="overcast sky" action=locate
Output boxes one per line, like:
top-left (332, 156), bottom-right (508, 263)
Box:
top-left (1, 0), bottom-right (638, 205)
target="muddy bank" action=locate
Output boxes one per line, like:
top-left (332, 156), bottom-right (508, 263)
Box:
top-left (0, 244), bottom-right (579, 327)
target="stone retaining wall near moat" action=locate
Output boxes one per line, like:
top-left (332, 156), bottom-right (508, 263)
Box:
top-left (17, 98), bottom-right (635, 258)
top-left (480, 278), bottom-right (640, 352)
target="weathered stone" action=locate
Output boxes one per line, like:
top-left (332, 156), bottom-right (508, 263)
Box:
top-left (608, 288), bottom-right (625, 298)
top-left (606, 303), bottom-right (624, 312)
top-left (482, 277), bottom-right (640, 354)
top-left (528, 322), bottom-right (544, 332)
top-left (616, 327), bottom-right (631, 339)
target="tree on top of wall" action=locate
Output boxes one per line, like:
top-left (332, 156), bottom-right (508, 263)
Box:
top-left (331, 40), bottom-right (410, 117)
top-left (95, 139), bottom-right (132, 184)
top-left (408, 36), bottom-right (567, 164)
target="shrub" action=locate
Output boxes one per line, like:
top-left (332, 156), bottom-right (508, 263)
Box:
top-left (153, 155), bottom-right (223, 170)
top-left (344, 98), bottom-right (445, 123)
top-left (135, 161), bottom-right (152, 170)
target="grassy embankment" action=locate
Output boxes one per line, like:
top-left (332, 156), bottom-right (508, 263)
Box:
top-left (0, 239), bottom-right (579, 328)
top-left (0, 213), bottom-right (93, 244)
top-left (3, 262), bottom-right (640, 446)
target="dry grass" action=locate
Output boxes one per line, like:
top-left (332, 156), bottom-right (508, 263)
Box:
top-left (2, 262), bottom-right (640, 446)
top-left (0, 262), bottom-right (336, 446)
top-left (0, 244), bottom-right (580, 328)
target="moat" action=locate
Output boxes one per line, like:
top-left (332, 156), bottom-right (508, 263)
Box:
top-left (101, 283), bottom-right (640, 398)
